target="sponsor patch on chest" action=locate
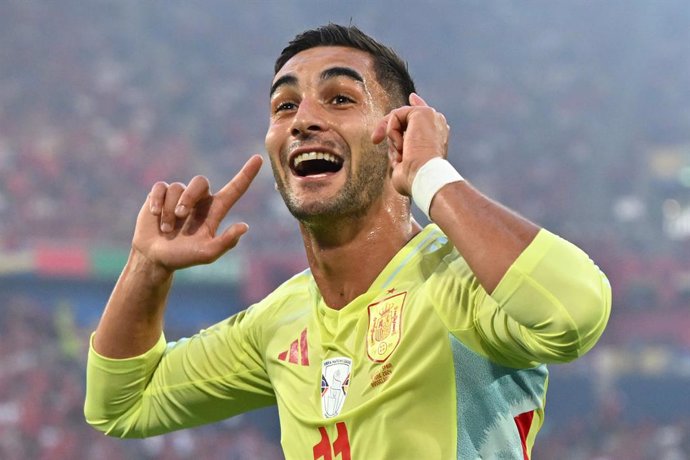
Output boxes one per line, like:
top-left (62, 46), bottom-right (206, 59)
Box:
top-left (366, 291), bottom-right (406, 362)
top-left (321, 357), bottom-right (352, 418)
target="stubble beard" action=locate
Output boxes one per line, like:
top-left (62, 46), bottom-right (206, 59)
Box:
top-left (273, 143), bottom-right (389, 224)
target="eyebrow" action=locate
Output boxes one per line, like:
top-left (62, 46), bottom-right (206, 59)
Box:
top-left (270, 75), bottom-right (297, 98)
top-left (269, 66), bottom-right (365, 97)
top-left (320, 66), bottom-right (364, 84)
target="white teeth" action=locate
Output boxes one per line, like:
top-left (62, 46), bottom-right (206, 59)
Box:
top-left (293, 152), bottom-right (340, 167)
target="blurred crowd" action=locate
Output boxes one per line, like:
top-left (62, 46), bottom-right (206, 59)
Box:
top-left (1, 0), bottom-right (689, 458)
top-left (534, 418), bottom-right (690, 460)
top-left (0, 294), bottom-right (283, 460)
top-left (2, 0), bottom-right (689, 318)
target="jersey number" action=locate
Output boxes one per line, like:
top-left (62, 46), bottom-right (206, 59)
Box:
top-left (313, 422), bottom-right (351, 460)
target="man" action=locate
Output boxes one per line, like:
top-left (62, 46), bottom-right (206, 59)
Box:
top-left (85, 24), bottom-right (611, 459)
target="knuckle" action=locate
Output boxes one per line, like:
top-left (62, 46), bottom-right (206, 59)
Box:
top-left (195, 245), bottom-right (211, 260)
top-left (198, 244), bottom-right (223, 263)
top-left (159, 210), bottom-right (173, 222)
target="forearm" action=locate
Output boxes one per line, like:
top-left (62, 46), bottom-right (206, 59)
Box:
top-left (86, 307), bottom-right (277, 438)
top-left (93, 248), bottom-right (173, 358)
top-left (429, 180), bottom-right (540, 293)
top-left (420, 161), bottom-right (609, 362)
top-left (85, 332), bottom-right (168, 437)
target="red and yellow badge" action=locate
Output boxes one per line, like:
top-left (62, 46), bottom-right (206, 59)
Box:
top-left (367, 291), bottom-right (406, 362)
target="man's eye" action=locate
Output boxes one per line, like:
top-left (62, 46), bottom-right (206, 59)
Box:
top-left (332, 95), bottom-right (354, 105)
top-left (275, 101), bottom-right (297, 112)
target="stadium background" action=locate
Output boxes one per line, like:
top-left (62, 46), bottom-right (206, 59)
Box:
top-left (1, 0), bottom-right (689, 458)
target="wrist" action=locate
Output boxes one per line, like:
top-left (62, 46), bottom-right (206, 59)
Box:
top-left (411, 157), bottom-right (464, 220)
top-left (127, 248), bottom-right (174, 287)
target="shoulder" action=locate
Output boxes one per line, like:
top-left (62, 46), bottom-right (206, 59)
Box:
top-left (416, 223), bottom-right (468, 277)
top-left (211, 269), bottom-right (315, 351)
top-left (410, 224), bottom-right (456, 264)
top-left (245, 268), bottom-right (316, 323)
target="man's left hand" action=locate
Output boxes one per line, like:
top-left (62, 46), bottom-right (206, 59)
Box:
top-left (371, 93), bottom-right (450, 196)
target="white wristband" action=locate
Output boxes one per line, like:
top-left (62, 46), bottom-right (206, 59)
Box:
top-left (411, 157), bottom-right (464, 220)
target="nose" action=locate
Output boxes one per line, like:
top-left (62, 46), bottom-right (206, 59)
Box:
top-left (290, 98), bottom-right (326, 138)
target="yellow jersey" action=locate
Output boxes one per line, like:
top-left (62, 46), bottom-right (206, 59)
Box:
top-left (85, 224), bottom-right (610, 459)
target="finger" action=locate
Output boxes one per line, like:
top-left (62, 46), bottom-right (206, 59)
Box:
top-left (371, 114), bottom-right (391, 144)
top-left (208, 155), bottom-right (264, 225)
top-left (386, 109), bottom-right (409, 153)
top-left (409, 92), bottom-right (429, 106)
top-left (148, 181), bottom-right (169, 215)
top-left (160, 182), bottom-right (186, 233)
top-left (174, 175), bottom-right (211, 218)
top-left (216, 155), bottom-right (263, 203)
top-left (388, 142), bottom-right (402, 165)
top-left (437, 111), bottom-right (451, 134)
top-left (204, 222), bottom-right (250, 261)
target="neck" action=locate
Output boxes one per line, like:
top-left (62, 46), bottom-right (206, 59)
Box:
top-left (299, 196), bottom-right (421, 310)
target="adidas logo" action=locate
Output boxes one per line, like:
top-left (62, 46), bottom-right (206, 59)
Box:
top-left (278, 327), bottom-right (310, 366)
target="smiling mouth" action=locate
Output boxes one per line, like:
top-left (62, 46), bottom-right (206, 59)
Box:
top-left (291, 152), bottom-right (344, 177)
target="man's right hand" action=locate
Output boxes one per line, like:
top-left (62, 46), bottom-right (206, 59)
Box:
top-left (132, 154), bottom-right (263, 275)
top-left (92, 154), bottom-right (263, 358)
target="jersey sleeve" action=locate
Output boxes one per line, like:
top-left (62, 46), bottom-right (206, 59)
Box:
top-left (84, 305), bottom-right (276, 438)
top-left (428, 228), bottom-right (611, 368)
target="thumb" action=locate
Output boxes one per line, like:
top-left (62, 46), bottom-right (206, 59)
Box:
top-left (205, 222), bottom-right (249, 261)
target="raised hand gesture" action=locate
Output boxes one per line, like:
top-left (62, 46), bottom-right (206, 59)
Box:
top-left (93, 155), bottom-right (263, 358)
top-left (132, 154), bottom-right (263, 273)
top-left (371, 93), bottom-right (450, 197)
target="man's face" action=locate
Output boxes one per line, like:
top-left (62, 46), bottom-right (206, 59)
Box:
top-left (265, 46), bottom-right (391, 222)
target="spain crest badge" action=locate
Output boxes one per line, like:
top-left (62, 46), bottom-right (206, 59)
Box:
top-left (366, 291), bottom-right (405, 362)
